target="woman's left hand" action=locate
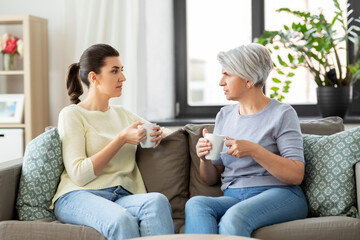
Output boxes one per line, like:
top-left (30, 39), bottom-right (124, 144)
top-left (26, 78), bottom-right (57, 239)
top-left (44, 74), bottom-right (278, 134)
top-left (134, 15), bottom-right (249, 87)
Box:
top-left (150, 125), bottom-right (163, 148)
top-left (225, 136), bottom-right (257, 158)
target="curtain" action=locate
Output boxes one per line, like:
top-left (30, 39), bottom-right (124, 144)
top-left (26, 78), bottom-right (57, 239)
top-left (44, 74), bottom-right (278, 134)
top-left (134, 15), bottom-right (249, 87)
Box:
top-left (140, 0), bottom-right (175, 121)
top-left (63, 0), bottom-right (174, 120)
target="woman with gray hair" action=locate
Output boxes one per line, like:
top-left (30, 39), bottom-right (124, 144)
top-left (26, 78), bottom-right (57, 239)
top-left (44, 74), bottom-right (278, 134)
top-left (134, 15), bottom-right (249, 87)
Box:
top-left (185, 43), bottom-right (308, 237)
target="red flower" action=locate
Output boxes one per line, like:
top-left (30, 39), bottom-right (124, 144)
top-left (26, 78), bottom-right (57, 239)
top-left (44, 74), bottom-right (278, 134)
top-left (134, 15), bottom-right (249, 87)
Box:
top-left (4, 38), bottom-right (18, 54)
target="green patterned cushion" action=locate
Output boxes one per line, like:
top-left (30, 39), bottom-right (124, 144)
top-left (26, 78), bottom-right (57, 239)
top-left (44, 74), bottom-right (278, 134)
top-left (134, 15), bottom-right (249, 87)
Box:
top-left (16, 128), bottom-right (63, 220)
top-left (302, 127), bottom-right (360, 218)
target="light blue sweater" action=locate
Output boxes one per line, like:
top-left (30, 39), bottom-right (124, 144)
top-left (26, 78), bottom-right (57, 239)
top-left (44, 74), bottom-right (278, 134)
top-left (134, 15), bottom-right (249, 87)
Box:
top-left (213, 99), bottom-right (304, 191)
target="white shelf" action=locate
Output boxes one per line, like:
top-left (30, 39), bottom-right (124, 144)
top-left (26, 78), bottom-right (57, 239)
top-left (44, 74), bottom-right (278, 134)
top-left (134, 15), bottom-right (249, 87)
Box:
top-left (0, 71), bottom-right (25, 75)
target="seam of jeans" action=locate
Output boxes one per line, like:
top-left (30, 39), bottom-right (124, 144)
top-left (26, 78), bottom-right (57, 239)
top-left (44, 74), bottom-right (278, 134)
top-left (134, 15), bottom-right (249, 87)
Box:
top-left (111, 193), bottom-right (118, 202)
top-left (137, 199), bottom-right (151, 236)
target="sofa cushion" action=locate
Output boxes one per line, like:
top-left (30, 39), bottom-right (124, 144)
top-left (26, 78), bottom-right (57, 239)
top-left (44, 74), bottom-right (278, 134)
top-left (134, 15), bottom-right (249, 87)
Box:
top-left (136, 128), bottom-right (190, 233)
top-left (16, 128), bottom-right (64, 221)
top-left (252, 216), bottom-right (360, 240)
top-left (302, 127), bottom-right (360, 218)
top-left (184, 124), bottom-right (223, 198)
top-left (300, 116), bottom-right (344, 135)
top-left (0, 220), bottom-right (105, 240)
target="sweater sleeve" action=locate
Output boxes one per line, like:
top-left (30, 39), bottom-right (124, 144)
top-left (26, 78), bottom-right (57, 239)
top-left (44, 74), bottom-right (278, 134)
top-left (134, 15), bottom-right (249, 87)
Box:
top-left (58, 107), bottom-right (96, 187)
top-left (275, 107), bottom-right (304, 162)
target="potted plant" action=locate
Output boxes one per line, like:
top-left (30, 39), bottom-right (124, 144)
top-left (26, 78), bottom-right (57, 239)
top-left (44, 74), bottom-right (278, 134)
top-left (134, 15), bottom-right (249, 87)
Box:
top-left (257, 0), bottom-right (360, 118)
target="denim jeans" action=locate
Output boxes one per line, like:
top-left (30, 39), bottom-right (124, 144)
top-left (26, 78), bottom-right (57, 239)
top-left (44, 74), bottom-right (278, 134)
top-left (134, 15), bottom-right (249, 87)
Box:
top-left (185, 185), bottom-right (308, 237)
top-left (54, 186), bottom-right (174, 240)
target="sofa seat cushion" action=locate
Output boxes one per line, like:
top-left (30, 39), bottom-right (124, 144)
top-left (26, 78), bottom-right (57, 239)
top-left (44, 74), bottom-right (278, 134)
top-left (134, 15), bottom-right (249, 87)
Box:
top-left (252, 216), bottom-right (360, 240)
top-left (16, 128), bottom-right (64, 221)
top-left (0, 220), bottom-right (105, 240)
top-left (136, 129), bottom-right (190, 233)
top-left (302, 127), bottom-right (360, 217)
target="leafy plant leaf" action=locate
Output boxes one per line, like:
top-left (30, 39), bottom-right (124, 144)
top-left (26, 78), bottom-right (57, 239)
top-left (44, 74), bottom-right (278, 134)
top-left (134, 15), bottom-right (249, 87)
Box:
top-left (272, 78), bottom-right (281, 83)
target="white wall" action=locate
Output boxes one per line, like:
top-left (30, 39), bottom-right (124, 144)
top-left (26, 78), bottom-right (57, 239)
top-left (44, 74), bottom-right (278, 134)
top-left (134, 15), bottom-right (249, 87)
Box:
top-left (0, 0), bottom-right (68, 126)
top-left (0, 0), bottom-right (174, 126)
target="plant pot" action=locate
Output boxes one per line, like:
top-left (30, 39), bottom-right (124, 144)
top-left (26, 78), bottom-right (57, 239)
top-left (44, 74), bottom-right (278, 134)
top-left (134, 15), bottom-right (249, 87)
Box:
top-left (316, 86), bottom-right (352, 119)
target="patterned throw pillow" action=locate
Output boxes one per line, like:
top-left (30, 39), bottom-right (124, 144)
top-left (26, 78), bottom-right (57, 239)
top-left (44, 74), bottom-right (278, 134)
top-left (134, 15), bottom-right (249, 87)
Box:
top-left (302, 127), bottom-right (360, 218)
top-left (16, 128), bottom-right (63, 220)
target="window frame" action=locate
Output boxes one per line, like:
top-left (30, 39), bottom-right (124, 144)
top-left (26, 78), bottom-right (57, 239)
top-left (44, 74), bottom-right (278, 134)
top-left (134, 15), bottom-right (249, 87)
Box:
top-left (174, 0), bottom-right (360, 120)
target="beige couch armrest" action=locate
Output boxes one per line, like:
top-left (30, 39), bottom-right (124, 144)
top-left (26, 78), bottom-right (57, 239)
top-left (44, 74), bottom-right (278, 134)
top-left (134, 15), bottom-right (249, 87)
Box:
top-left (356, 161), bottom-right (360, 216)
top-left (0, 158), bottom-right (22, 220)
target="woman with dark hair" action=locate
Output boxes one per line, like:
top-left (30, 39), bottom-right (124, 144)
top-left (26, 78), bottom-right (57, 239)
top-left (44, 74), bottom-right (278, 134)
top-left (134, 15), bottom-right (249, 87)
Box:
top-left (185, 43), bottom-right (308, 237)
top-left (52, 44), bottom-right (174, 240)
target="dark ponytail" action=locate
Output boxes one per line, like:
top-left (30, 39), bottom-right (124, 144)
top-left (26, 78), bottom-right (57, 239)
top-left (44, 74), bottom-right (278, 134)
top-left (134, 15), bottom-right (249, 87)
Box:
top-left (65, 44), bottom-right (119, 104)
top-left (66, 63), bottom-right (83, 104)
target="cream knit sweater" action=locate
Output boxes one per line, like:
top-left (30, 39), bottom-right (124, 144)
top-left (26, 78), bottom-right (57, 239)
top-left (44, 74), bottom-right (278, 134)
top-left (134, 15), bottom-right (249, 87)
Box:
top-left (51, 104), bottom-right (148, 208)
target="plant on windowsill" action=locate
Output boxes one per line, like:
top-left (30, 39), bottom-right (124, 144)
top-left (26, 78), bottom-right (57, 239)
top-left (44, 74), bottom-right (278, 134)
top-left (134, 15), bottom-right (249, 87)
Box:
top-left (256, 0), bottom-right (360, 118)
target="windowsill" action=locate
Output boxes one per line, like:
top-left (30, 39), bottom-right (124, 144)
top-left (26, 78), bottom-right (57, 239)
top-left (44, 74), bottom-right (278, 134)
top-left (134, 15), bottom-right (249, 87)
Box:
top-left (153, 118), bottom-right (215, 126)
top-left (153, 115), bottom-right (360, 127)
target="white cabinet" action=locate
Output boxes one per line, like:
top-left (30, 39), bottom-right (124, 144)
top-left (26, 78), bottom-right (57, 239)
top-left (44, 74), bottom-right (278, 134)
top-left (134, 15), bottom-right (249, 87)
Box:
top-left (0, 128), bottom-right (24, 163)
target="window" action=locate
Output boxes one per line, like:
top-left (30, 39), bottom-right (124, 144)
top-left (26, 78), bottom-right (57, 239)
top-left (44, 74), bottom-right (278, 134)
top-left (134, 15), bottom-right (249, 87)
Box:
top-left (174, 0), bottom-right (360, 120)
top-left (187, 0), bottom-right (252, 107)
top-left (264, 0), bottom-right (347, 105)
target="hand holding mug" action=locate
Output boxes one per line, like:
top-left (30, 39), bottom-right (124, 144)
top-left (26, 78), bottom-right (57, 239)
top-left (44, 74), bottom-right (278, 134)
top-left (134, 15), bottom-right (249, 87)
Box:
top-left (137, 123), bottom-right (162, 148)
top-left (148, 124), bottom-right (163, 148)
top-left (121, 121), bottom-right (146, 145)
top-left (225, 136), bottom-right (256, 158)
top-left (196, 128), bottom-right (212, 160)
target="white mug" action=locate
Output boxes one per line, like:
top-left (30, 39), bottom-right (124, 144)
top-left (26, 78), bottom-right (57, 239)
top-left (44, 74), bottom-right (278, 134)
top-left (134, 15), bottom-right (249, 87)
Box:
top-left (204, 133), bottom-right (225, 160)
top-left (138, 123), bottom-right (158, 148)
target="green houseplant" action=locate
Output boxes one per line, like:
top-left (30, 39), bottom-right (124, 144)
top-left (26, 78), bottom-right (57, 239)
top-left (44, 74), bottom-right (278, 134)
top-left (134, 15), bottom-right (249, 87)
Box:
top-left (257, 0), bottom-right (360, 118)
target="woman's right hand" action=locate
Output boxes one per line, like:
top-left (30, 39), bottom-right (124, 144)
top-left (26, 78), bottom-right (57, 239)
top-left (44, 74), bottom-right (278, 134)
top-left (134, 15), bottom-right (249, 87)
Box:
top-left (120, 121), bottom-right (146, 145)
top-left (196, 128), bottom-right (212, 161)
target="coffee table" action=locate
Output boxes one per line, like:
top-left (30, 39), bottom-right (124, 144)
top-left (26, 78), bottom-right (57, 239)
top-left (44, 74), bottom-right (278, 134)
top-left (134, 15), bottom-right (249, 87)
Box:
top-left (129, 234), bottom-right (257, 240)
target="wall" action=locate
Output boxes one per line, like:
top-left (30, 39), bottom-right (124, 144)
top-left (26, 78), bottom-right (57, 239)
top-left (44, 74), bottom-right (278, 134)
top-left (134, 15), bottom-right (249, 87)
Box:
top-left (0, 0), bottom-right (68, 126)
top-left (0, 0), bottom-right (175, 127)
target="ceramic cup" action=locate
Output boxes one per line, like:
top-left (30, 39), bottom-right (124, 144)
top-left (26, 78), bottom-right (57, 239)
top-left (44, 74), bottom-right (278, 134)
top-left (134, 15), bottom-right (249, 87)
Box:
top-left (138, 123), bottom-right (158, 148)
top-left (204, 133), bottom-right (225, 160)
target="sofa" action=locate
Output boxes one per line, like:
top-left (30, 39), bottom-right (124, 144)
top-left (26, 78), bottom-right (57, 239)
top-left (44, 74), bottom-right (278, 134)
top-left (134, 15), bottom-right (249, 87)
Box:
top-left (1, 117), bottom-right (360, 240)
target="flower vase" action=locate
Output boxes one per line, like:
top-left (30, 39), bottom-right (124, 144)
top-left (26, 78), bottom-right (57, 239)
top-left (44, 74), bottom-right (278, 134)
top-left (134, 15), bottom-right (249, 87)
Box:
top-left (3, 53), bottom-right (16, 71)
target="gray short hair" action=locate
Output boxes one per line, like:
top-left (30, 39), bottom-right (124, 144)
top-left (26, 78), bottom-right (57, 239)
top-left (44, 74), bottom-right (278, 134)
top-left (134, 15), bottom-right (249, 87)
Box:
top-left (217, 43), bottom-right (273, 87)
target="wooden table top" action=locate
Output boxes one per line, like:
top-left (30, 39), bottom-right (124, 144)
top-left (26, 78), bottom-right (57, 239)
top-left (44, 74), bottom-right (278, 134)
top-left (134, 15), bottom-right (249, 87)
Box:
top-left (129, 234), bottom-right (257, 240)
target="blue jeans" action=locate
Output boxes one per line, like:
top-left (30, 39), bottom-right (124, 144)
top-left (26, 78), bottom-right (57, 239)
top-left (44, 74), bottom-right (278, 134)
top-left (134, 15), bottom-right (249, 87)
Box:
top-left (54, 186), bottom-right (174, 240)
top-left (184, 185), bottom-right (308, 237)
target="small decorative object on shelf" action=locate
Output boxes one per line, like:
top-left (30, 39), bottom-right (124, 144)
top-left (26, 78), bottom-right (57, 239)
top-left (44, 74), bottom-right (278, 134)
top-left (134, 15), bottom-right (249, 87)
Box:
top-left (0, 33), bottom-right (23, 71)
top-left (0, 94), bottom-right (24, 123)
